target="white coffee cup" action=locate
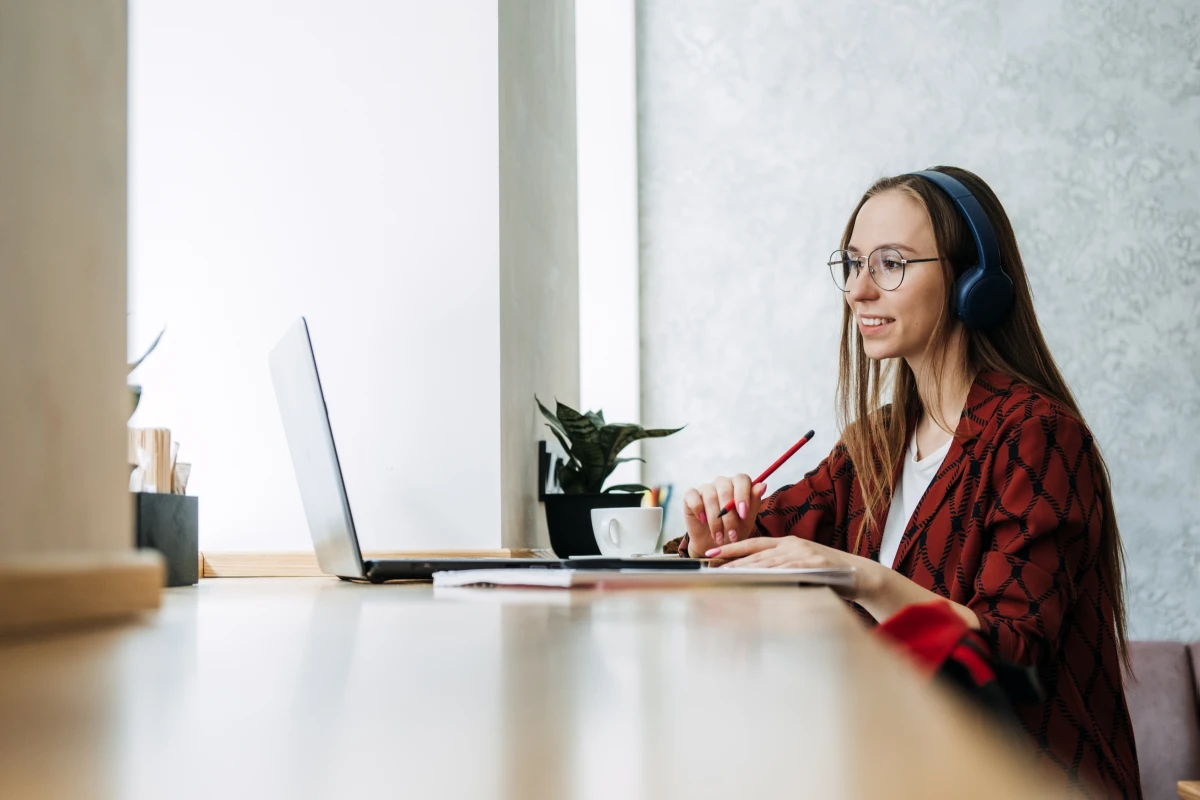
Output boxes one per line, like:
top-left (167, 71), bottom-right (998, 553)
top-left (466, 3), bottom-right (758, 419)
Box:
top-left (589, 507), bottom-right (663, 557)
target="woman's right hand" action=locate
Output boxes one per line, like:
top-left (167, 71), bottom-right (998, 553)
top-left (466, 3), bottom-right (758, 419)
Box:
top-left (682, 475), bottom-right (768, 558)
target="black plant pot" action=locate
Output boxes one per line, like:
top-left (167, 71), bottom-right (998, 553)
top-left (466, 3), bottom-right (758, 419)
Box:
top-left (133, 492), bottom-right (199, 587)
top-left (543, 493), bottom-right (643, 557)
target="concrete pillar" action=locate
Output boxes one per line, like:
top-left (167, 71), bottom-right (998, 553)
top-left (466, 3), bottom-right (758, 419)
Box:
top-left (498, 0), bottom-right (580, 551)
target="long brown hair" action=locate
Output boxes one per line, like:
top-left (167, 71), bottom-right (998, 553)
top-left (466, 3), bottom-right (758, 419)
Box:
top-left (836, 166), bottom-right (1129, 665)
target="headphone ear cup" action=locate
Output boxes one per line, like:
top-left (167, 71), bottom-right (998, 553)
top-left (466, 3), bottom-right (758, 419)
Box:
top-left (954, 267), bottom-right (1014, 329)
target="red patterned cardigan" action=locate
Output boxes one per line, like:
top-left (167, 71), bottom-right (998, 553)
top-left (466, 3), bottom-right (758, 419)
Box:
top-left (681, 371), bottom-right (1140, 798)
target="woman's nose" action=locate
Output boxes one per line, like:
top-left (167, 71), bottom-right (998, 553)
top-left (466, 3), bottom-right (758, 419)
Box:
top-left (846, 264), bottom-right (879, 302)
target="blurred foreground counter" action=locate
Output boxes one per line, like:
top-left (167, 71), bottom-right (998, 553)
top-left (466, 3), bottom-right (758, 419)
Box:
top-left (0, 579), bottom-right (1061, 799)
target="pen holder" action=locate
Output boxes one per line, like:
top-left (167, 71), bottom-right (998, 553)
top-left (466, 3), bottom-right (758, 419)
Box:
top-left (134, 492), bottom-right (199, 586)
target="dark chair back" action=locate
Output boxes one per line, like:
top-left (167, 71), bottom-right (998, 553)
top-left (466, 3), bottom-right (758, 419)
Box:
top-left (1125, 641), bottom-right (1200, 800)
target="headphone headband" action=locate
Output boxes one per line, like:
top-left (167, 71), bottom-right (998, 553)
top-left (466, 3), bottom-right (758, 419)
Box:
top-left (905, 169), bottom-right (1012, 329)
top-left (906, 170), bottom-right (1002, 275)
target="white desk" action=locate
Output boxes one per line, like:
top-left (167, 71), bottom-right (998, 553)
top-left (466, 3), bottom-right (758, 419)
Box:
top-left (0, 579), bottom-right (1059, 799)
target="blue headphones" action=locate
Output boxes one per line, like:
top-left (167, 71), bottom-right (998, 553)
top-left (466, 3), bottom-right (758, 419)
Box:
top-left (906, 169), bottom-right (1014, 329)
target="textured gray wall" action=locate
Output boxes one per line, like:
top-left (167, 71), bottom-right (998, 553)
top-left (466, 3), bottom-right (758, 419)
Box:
top-left (637, 0), bottom-right (1200, 639)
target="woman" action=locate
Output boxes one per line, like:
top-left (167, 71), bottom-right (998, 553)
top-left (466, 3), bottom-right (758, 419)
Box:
top-left (678, 167), bottom-right (1140, 798)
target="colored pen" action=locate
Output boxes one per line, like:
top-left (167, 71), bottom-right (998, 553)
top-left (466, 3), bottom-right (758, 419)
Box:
top-left (716, 429), bottom-right (815, 518)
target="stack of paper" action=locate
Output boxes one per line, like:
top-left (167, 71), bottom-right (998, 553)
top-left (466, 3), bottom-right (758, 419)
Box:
top-left (432, 567), bottom-right (855, 590)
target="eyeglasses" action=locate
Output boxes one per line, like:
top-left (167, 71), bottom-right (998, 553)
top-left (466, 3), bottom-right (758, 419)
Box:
top-left (827, 248), bottom-right (941, 292)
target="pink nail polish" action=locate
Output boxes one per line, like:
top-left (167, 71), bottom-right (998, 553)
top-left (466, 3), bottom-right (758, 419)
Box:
top-left (738, 502), bottom-right (747, 519)
top-left (699, 512), bottom-right (707, 524)
top-left (705, 548), bottom-right (721, 557)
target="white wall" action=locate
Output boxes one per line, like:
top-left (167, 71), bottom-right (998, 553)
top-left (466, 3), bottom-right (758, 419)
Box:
top-left (129, 0), bottom-right (501, 551)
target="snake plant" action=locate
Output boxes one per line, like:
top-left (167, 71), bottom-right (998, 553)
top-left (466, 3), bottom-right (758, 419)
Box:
top-left (536, 395), bottom-right (683, 494)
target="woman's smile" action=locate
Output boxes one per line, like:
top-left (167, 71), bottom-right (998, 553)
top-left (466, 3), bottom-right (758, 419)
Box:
top-left (857, 314), bottom-right (895, 335)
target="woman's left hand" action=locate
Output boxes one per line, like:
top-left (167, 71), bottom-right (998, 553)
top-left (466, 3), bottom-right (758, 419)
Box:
top-left (706, 537), bottom-right (882, 600)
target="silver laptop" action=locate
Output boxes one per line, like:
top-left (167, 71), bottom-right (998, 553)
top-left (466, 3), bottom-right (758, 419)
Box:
top-left (267, 317), bottom-right (563, 581)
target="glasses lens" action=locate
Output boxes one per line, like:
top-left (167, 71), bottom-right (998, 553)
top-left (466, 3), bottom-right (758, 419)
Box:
top-left (870, 248), bottom-right (904, 291)
top-left (828, 250), bottom-right (854, 291)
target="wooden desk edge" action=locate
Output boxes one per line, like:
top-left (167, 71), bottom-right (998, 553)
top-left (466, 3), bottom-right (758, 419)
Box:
top-left (199, 549), bottom-right (547, 578)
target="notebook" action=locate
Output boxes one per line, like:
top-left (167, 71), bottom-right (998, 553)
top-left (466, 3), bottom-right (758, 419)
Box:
top-left (431, 567), bottom-right (856, 590)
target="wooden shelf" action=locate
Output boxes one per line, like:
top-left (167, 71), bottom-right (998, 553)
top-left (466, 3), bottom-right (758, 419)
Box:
top-left (0, 551), bottom-right (163, 635)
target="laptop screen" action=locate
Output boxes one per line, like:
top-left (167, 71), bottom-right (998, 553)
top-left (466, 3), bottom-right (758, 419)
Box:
top-left (269, 317), bottom-right (366, 579)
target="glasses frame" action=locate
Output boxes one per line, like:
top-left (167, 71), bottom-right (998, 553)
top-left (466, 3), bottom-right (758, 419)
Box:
top-left (828, 248), bottom-right (941, 292)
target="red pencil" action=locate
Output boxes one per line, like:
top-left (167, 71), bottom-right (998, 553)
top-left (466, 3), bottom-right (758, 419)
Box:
top-left (715, 429), bottom-right (815, 518)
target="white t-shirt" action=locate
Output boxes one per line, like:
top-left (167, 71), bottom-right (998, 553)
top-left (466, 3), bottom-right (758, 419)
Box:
top-left (877, 433), bottom-right (954, 569)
